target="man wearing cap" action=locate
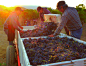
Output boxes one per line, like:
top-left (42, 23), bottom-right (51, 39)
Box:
top-left (37, 6), bottom-right (51, 24)
top-left (49, 1), bottom-right (82, 39)
top-left (4, 7), bottom-right (23, 46)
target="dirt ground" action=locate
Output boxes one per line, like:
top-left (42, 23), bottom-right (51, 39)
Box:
top-left (0, 23), bottom-right (86, 66)
top-left (0, 25), bottom-right (8, 66)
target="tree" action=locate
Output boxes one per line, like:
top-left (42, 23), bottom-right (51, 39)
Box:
top-left (76, 4), bottom-right (85, 9)
top-left (76, 4), bottom-right (86, 24)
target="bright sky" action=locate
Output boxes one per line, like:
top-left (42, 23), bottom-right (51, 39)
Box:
top-left (0, 0), bottom-right (86, 9)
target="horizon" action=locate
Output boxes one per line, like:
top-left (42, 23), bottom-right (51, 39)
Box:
top-left (0, 4), bottom-right (86, 10)
top-left (0, 0), bottom-right (86, 9)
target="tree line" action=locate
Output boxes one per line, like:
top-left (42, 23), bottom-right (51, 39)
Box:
top-left (0, 4), bottom-right (86, 25)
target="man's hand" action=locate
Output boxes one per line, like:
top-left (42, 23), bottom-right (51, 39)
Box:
top-left (20, 27), bottom-right (23, 29)
top-left (48, 34), bottom-right (54, 37)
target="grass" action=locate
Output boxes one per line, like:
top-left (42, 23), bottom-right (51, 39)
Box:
top-left (0, 63), bottom-right (6, 66)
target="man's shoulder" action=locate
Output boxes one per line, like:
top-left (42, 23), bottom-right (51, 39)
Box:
top-left (43, 8), bottom-right (51, 14)
top-left (62, 7), bottom-right (71, 16)
top-left (67, 7), bottom-right (76, 11)
top-left (10, 11), bottom-right (17, 17)
top-left (64, 7), bottom-right (76, 14)
top-left (9, 12), bottom-right (18, 19)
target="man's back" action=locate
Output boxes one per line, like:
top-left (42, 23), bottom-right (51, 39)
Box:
top-left (62, 7), bottom-right (82, 31)
top-left (43, 8), bottom-right (51, 14)
top-left (4, 11), bottom-right (19, 30)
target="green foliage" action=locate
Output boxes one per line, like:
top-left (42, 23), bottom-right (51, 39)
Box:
top-left (78, 9), bottom-right (86, 20)
top-left (47, 7), bottom-right (62, 14)
top-left (76, 4), bottom-right (85, 9)
top-left (52, 9), bottom-right (62, 14)
top-left (21, 9), bottom-right (39, 20)
top-left (76, 4), bottom-right (86, 24)
top-left (0, 5), bottom-right (7, 10)
top-left (0, 11), bottom-right (11, 25)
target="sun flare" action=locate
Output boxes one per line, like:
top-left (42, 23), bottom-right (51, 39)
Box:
top-left (0, 0), bottom-right (85, 9)
top-left (0, 0), bottom-right (18, 7)
top-left (3, 4), bottom-right (15, 7)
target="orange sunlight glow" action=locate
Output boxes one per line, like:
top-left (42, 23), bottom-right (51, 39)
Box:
top-left (0, 0), bottom-right (86, 9)
top-left (0, 0), bottom-right (21, 7)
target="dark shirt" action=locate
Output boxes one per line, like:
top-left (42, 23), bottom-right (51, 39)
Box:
top-left (53, 7), bottom-right (82, 36)
top-left (39, 8), bottom-right (51, 22)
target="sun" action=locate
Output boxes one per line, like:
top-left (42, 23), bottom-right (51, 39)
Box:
top-left (4, 4), bottom-right (15, 7)
top-left (0, 0), bottom-right (17, 7)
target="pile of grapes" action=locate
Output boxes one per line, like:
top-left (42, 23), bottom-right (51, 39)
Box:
top-left (20, 22), bottom-right (57, 38)
top-left (23, 37), bottom-right (86, 65)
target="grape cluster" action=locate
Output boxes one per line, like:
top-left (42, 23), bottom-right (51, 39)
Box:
top-left (20, 22), bottom-right (57, 38)
top-left (23, 37), bottom-right (86, 65)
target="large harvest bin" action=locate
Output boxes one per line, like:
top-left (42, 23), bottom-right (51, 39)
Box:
top-left (17, 26), bottom-right (86, 66)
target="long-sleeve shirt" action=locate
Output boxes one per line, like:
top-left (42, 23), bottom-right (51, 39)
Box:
top-left (39, 8), bottom-right (51, 22)
top-left (4, 11), bottom-right (21, 31)
top-left (53, 7), bottom-right (82, 36)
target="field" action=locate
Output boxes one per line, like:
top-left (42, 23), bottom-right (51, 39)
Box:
top-left (0, 23), bottom-right (86, 66)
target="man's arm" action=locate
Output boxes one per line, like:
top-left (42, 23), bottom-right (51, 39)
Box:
top-left (53, 15), bottom-right (68, 36)
top-left (64, 26), bottom-right (69, 35)
top-left (39, 13), bottom-right (44, 21)
top-left (11, 16), bottom-right (21, 31)
top-left (17, 19), bottom-right (23, 29)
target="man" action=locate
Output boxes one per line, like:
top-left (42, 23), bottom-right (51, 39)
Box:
top-left (4, 7), bottom-right (23, 46)
top-left (37, 6), bottom-right (51, 24)
top-left (49, 1), bottom-right (82, 39)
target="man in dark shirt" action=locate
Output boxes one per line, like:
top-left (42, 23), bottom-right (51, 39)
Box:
top-left (37, 6), bottom-right (51, 24)
top-left (49, 1), bottom-right (82, 39)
